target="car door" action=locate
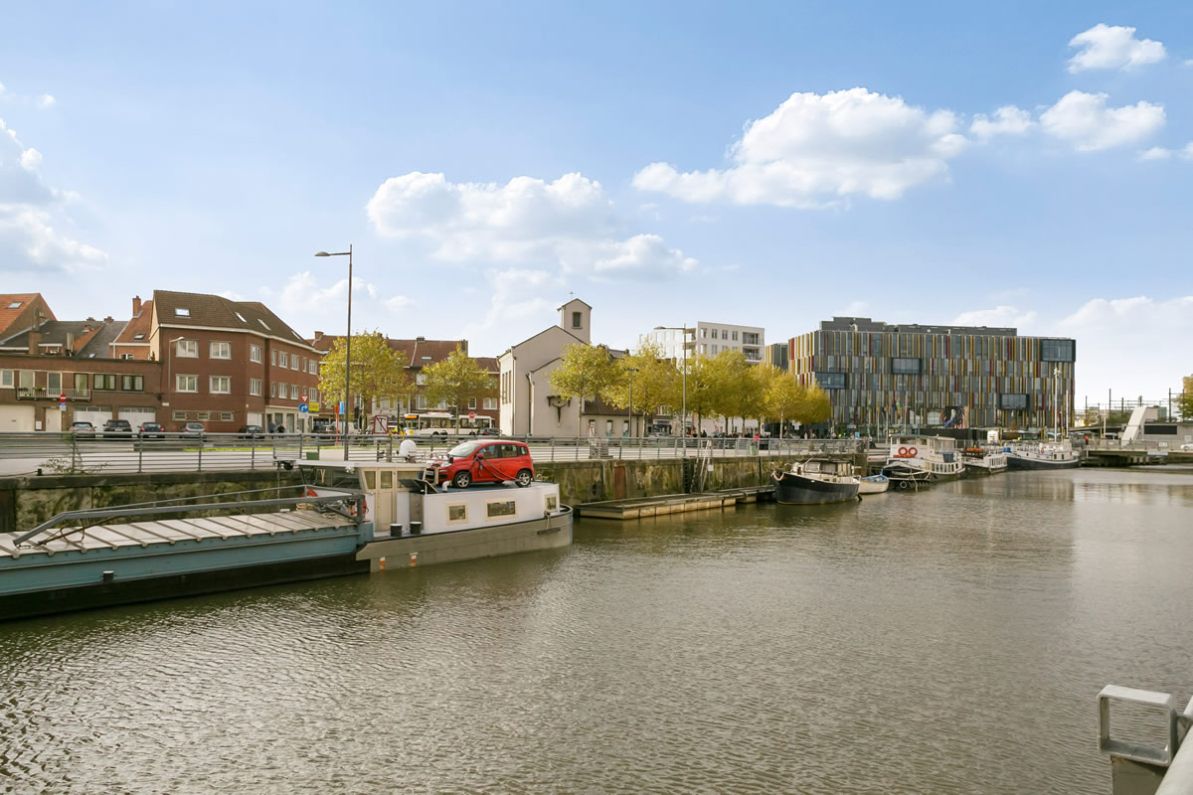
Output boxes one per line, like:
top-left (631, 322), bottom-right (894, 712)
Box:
top-left (474, 443), bottom-right (501, 482)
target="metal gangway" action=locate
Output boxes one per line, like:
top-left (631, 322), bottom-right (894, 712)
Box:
top-left (1099, 685), bottom-right (1193, 794)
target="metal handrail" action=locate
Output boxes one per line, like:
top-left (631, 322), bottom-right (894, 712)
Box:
top-left (14, 489), bottom-right (364, 547)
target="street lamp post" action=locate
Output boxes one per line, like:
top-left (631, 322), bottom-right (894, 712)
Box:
top-left (654, 325), bottom-right (690, 455)
top-left (626, 367), bottom-right (638, 437)
top-left (315, 245), bottom-right (353, 461)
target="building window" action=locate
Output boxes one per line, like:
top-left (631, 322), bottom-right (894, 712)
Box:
top-left (278, 351), bottom-right (288, 368)
top-left (571, 311), bottom-right (582, 329)
top-left (416, 373), bottom-right (427, 386)
top-left (816, 372), bottom-right (846, 389)
top-left (732, 330), bottom-right (738, 341)
top-left (175, 307), bottom-right (190, 317)
top-left (210, 341), bottom-right (231, 359)
top-left (173, 410), bottom-right (187, 421)
top-left (6, 301), bottom-right (21, 309)
top-left (721, 329), bottom-right (728, 340)
top-left (47, 372), bottom-right (62, 393)
top-left (308, 360), bottom-right (317, 374)
top-left (120, 375), bottom-right (143, 391)
top-left (1, 369), bottom-right (13, 388)
top-left (258, 319), bottom-right (270, 331)
top-left (310, 387), bottom-right (319, 402)
top-left (1000, 393), bottom-right (1028, 410)
top-left (249, 344), bottom-right (262, 363)
top-left (1040, 339), bottom-right (1075, 363)
top-left (291, 356), bottom-right (299, 371)
top-left (270, 382), bottom-right (278, 398)
top-left (176, 374), bottom-right (198, 393)
top-left (416, 395), bottom-right (427, 409)
top-left (197, 411), bottom-right (210, 420)
top-left (73, 373), bottom-right (88, 394)
top-left (468, 398), bottom-right (477, 410)
top-left (93, 373), bottom-right (117, 390)
top-left (892, 357), bottom-right (921, 374)
top-left (483, 397), bottom-right (497, 410)
top-left (711, 344), bottom-right (718, 355)
top-left (220, 411), bottom-right (234, 421)
top-left (176, 339), bottom-right (198, 358)
top-left (250, 378), bottom-right (262, 396)
top-left (210, 375), bottom-right (231, 394)
top-left (120, 354), bottom-right (134, 360)
top-left (289, 384), bottom-right (299, 400)
top-left (271, 350), bottom-right (277, 366)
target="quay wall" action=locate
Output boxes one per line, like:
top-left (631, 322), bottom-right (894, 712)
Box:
top-left (0, 455), bottom-right (860, 531)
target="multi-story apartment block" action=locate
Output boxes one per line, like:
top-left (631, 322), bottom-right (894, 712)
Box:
top-left (147, 291), bottom-right (322, 433)
top-left (787, 316), bottom-right (1077, 433)
top-left (640, 321), bottom-right (765, 363)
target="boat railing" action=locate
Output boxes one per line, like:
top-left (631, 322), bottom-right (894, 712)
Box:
top-left (1098, 685), bottom-right (1193, 794)
top-left (13, 486), bottom-right (367, 548)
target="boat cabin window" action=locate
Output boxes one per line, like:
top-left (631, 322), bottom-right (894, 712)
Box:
top-left (545, 495), bottom-right (558, 512)
top-left (380, 471), bottom-right (393, 490)
top-left (487, 500), bottom-right (516, 518)
top-left (363, 470), bottom-right (377, 491)
top-left (307, 467), bottom-right (363, 490)
top-left (448, 505), bottom-right (467, 522)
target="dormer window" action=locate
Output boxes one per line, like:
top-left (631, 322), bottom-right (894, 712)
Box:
top-left (7, 301), bottom-right (21, 309)
top-left (133, 333), bottom-right (145, 340)
top-left (175, 308), bottom-right (190, 317)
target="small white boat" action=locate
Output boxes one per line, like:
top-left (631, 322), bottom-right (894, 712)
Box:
top-left (858, 474), bottom-right (889, 495)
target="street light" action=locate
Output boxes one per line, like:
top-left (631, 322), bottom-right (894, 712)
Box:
top-left (654, 325), bottom-right (690, 454)
top-left (626, 367), bottom-right (639, 438)
top-left (315, 245), bottom-right (352, 461)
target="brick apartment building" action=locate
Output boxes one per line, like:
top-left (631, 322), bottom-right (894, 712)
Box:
top-left (137, 291), bottom-right (323, 433)
top-left (0, 294), bottom-right (160, 432)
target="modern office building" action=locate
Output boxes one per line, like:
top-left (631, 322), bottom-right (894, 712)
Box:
top-left (787, 317), bottom-right (1076, 432)
top-left (640, 321), bottom-right (764, 363)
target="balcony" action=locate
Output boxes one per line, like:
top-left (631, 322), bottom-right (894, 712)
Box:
top-left (15, 387), bottom-right (90, 401)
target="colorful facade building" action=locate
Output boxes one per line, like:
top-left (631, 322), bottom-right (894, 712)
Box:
top-left (787, 317), bottom-right (1076, 433)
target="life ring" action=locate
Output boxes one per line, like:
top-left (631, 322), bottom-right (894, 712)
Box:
top-left (897, 446), bottom-right (909, 457)
top-left (907, 446), bottom-right (918, 457)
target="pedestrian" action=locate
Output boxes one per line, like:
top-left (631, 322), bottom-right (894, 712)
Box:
top-left (276, 424), bottom-right (285, 434)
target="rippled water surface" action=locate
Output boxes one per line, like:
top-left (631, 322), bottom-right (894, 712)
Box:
top-left (3, 468), bottom-right (1193, 793)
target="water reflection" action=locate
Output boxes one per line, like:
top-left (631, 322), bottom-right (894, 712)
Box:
top-left (3, 470), bottom-right (1192, 793)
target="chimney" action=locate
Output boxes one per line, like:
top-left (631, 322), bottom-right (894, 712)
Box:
top-left (103, 316), bottom-right (113, 323)
top-left (416, 336), bottom-right (426, 341)
top-left (65, 332), bottom-right (75, 353)
top-left (27, 329), bottom-right (41, 355)
top-left (314, 330), bottom-right (323, 341)
top-left (132, 295), bottom-right (142, 316)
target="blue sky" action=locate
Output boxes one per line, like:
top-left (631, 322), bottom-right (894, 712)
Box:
top-left (2, 2), bottom-right (1192, 407)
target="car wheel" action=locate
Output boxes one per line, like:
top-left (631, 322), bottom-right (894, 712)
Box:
top-left (452, 471), bottom-right (472, 489)
top-left (514, 469), bottom-right (533, 487)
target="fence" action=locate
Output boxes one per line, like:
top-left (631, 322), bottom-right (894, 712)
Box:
top-left (0, 432), bottom-right (862, 477)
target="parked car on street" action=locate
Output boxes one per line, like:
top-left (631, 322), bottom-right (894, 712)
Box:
top-left (102, 418), bottom-right (133, 439)
top-left (429, 439), bottom-right (535, 488)
top-left (238, 424), bottom-right (266, 439)
top-left (69, 421), bottom-right (95, 438)
top-left (138, 422), bottom-right (165, 439)
top-left (181, 421), bottom-right (206, 439)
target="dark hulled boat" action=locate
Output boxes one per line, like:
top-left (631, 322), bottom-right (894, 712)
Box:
top-left (772, 458), bottom-right (860, 505)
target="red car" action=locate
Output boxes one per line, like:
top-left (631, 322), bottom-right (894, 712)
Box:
top-left (433, 439), bottom-right (535, 488)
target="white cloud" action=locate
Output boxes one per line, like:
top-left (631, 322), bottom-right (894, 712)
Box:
top-left (37, 94), bottom-right (55, 109)
top-left (970, 106), bottom-right (1033, 140)
top-left (366, 171), bottom-right (695, 280)
top-left (951, 305), bottom-right (1038, 329)
top-left (1039, 91), bottom-right (1164, 151)
top-left (383, 295), bottom-right (412, 312)
top-left (633, 87), bottom-right (967, 208)
top-left (1139, 146), bottom-right (1172, 161)
top-left (1058, 296), bottom-right (1193, 399)
top-left (0, 115), bottom-right (105, 272)
top-left (1068, 24), bottom-right (1166, 73)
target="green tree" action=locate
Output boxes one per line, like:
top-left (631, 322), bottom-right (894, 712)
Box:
top-left (1181, 376), bottom-right (1193, 422)
top-left (318, 332), bottom-right (410, 427)
top-left (761, 366), bottom-right (803, 437)
top-left (549, 343), bottom-right (618, 433)
top-left (422, 347), bottom-right (496, 433)
top-left (798, 384), bottom-right (832, 426)
top-left (702, 349), bottom-right (758, 432)
top-left (601, 341), bottom-right (680, 435)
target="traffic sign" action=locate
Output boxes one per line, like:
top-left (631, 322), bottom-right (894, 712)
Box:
top-left (301, 394), bottom-right (307, 403)
top-left (299, 403), bottom-right (309, 414)
top-left (309, 401), bottom-right (321, 412)
top-left (57, 393), bottom-right (66, 403)
top-left (468, 411), bottom-right (477, 420)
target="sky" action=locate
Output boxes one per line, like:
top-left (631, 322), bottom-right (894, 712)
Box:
top-left (2, 1), bottom-right (1191, 408)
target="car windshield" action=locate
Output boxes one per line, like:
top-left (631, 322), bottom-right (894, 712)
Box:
top-left (447, 440), bottom-right (483, 457)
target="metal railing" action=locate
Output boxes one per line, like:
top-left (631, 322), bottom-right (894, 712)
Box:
top-left (0, 431), bottom-right (862, 476)
top-left (1098, 685), bottom-right (1193, 794)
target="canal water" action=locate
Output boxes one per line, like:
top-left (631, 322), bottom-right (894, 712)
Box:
top-left (2, 468), bottom-right (1192, 793)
